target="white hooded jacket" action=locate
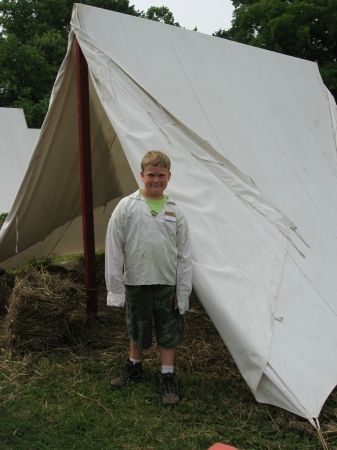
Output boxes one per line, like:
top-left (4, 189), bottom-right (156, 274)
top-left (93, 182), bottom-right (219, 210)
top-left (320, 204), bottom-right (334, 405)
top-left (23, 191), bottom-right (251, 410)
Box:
top-left (105, 190), bottom-right (192, 314)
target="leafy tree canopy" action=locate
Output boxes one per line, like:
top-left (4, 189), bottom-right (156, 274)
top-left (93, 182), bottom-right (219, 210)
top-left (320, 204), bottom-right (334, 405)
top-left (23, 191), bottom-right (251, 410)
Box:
top-left (0, 0), bottom-right (140, 40)
top-left (214, 0), bottom-right (337, 99)
top-left (0, 1), bottom-right (180, 127)
top-left (0, 0), bottom-right (141, 127)
top-left (140, 6), bottom-right (180, 26)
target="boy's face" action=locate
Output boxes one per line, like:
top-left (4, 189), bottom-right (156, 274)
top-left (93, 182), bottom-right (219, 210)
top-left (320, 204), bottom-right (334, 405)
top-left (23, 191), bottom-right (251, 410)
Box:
top-left (140, 165), bottom-right (171, 200)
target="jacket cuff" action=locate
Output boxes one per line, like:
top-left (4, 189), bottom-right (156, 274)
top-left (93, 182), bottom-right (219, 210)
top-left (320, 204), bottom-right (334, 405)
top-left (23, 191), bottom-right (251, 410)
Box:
top-left (107, 291), bottom-right (125, 307)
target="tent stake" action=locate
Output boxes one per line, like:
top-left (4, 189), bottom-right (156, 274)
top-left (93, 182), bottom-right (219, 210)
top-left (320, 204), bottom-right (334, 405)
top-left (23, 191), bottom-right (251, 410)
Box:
top-left (75, 39), bottom-right (98, 315)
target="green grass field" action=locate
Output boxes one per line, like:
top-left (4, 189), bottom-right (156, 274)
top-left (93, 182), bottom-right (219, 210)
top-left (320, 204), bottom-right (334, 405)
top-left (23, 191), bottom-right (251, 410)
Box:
top-left (0, 257), bottom-right (336, 450)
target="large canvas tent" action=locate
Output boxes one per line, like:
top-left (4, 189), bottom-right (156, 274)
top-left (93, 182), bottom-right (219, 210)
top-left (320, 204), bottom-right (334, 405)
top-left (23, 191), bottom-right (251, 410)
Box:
top-left (0, 108), bottom-right (40, 213)
top-left (0, 4), bottom-right (336, 424)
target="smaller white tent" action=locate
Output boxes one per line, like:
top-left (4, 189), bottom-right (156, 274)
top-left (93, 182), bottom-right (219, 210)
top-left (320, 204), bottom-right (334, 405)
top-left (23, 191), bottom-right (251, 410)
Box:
top-left (0, 108), bottom-right (40, 213)
top-left (0, 4), bottom-right (336, 424)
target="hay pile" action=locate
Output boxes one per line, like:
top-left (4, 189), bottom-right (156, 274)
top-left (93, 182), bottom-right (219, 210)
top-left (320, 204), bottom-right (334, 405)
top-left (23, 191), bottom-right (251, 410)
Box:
top-left (0, 275), bottom-right (12, 316)
top-left (0, 255), bottom-right (133, 354)
top-left (0, 254), bottom-right (235, 376)
top-left (2, 268), bottom-right (87, 352)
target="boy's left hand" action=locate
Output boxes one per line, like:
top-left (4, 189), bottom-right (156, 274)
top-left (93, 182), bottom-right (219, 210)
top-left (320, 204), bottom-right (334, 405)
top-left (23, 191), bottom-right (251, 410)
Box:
top-left (174, 294), bottom-right (178, 309)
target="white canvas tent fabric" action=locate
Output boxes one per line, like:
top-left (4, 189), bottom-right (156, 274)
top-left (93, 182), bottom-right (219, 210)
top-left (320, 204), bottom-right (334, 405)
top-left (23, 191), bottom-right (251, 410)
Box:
top-left (0, 4), bottom-right (336, 423)
top-left (0, 108), bottom-right (40, 213)
top-left (26, 128), bottom-right (40, 153)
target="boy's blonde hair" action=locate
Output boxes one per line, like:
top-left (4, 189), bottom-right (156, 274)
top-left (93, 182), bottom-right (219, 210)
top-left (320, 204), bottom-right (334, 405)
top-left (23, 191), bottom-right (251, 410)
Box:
top-left (141, 150), bottom-right (171, 171)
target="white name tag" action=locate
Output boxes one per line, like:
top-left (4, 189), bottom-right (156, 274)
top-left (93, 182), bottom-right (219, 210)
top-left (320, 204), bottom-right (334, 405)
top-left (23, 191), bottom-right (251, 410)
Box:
top-left (164, 215), bottom-right (176, 222)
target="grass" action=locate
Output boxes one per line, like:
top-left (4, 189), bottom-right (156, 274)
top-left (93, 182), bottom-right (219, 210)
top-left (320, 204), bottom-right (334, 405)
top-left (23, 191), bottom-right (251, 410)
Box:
top-left (0, 257), bottom-right (336, 450)
top-left (2, 352), bottom-right (335, 450)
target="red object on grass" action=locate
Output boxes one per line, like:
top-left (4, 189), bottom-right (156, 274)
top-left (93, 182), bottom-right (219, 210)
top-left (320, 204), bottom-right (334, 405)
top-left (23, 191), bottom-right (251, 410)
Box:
top-left (208, 444), bottom-right (239, 450)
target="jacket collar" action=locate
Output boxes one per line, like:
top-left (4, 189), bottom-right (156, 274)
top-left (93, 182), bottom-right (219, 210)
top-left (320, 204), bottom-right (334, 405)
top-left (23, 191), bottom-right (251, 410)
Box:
top-left (130, 189), bottom-right (176, 204)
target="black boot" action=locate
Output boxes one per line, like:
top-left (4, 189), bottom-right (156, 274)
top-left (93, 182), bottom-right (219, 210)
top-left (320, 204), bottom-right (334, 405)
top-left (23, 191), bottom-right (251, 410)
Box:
top-left (160, 372), bottom-right (179, 405)
top-left (110, 358), bottom-right (142, 388)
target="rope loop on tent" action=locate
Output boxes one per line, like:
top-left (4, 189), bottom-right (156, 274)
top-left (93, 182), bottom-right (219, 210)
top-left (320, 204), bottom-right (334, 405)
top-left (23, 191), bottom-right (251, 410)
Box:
top-left (290, 225), bottom-right (310, 248)
top-left (284, 234), bottom-right (306, 258)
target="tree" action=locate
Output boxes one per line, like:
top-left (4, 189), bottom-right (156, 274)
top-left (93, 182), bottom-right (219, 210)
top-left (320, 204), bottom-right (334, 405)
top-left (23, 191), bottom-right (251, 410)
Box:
top-left (0, 0), bottom-right (141, 127)
top-left (141, 6), bottom-right (180, 26)
top-left (0, 1), bottom-right (181, 127)
top-left (214, 0), bottom-right (337, 100)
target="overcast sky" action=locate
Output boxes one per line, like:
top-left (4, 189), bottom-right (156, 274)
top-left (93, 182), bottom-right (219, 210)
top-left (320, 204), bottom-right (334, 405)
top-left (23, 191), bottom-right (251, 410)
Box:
top-left (132, 0), bottom-right (235, 35)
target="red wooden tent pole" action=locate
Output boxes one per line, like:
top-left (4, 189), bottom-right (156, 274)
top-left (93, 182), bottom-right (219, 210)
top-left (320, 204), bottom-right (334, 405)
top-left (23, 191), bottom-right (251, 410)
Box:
top-left (75, 38), bottom-right (98, 315)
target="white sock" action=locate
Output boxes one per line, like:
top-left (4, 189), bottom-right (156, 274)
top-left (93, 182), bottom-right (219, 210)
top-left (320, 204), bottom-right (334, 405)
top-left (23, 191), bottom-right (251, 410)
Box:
top-left (162, 365), bottom-right (174, 374)
top-left (130, 358), bottom-right (142, 365)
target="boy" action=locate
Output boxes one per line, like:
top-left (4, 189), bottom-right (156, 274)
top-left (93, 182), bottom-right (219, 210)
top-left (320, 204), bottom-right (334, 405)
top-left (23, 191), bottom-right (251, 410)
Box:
top-left (105, 150), bottom-right (192, 405)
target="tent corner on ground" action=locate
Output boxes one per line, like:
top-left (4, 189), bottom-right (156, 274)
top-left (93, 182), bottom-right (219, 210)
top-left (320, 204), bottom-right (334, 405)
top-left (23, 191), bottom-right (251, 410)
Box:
top-left (0, 3), bottom-right (336, 425)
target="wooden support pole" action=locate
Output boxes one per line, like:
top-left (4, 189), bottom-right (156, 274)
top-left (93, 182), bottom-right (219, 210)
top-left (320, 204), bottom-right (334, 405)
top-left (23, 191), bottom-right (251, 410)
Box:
top-left (75, 39), bottom-right (98, 315)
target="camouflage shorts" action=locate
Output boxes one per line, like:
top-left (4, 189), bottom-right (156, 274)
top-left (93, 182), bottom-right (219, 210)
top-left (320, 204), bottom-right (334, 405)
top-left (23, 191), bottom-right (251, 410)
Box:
top-left (125, 285), bottom-right (185, 350)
